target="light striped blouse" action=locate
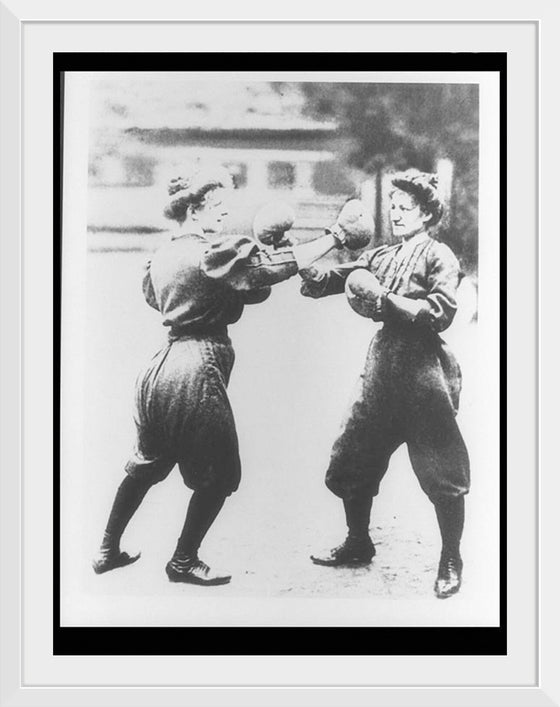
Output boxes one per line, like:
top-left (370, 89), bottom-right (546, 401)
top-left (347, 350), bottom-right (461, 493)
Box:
top-left (300, 233), bottom-right (462, 333)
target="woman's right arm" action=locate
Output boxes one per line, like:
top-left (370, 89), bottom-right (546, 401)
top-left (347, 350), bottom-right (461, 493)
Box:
top-left (299, 253), bottom-right (371, 299)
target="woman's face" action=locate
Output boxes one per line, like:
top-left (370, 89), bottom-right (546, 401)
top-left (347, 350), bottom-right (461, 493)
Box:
top-left (390, 189), bottom-right (431, 239)
top-left (194, 187), bottom-right (230, 235)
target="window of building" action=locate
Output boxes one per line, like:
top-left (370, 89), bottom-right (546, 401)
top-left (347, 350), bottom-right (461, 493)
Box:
top-left (122, 154), bottom-right (157, 187)
top-left (312, 161), bottom-right (356, 196)
top-left (267, 161), bottom-right (296, 189)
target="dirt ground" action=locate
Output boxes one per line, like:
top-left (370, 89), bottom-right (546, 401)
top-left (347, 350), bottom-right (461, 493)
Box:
top-left (61, 246), bottom-right (499, 627)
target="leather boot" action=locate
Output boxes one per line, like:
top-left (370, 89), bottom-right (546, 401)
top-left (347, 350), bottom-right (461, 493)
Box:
top-left (310, 535), bottom-right (376, 566)
top-left (434, 496), bottom-right (465, 599)
top-left (92, 532), bottom-right (141, 574)
top-left (434, 554), bottom-right (463, 599)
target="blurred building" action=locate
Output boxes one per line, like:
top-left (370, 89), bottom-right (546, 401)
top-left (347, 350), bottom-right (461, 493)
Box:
top-left (86, 78), bottom-right (473, 317)
top-left (87, 80), bottom-right (363, 242)
top-left (87, 79), bottom-right (455, 256)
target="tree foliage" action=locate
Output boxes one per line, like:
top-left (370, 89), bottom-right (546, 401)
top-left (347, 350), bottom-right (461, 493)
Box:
top-left (296, 83), bottom-right (479, 271)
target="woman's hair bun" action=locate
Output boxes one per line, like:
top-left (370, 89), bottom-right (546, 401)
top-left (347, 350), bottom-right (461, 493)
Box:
top-left (168, 176), bottom-right (190, 197)
top-left (164, 166), bottom-right (234, 223)
top-left (391, 168), bottom-right (444, 227)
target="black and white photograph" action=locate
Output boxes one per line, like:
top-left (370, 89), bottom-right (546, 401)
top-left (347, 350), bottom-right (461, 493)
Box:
top-left (57, 58), bottom-right (502, 643)
top-left (1, 9), bottom-right (549, 704)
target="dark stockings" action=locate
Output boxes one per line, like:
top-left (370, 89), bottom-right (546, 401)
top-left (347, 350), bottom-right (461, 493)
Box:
top-left (343, 495), bottom-right (373, 540)
top-left (101, 475), bottom-right (154, 552)
top-left (434, 496), bottom-right (465, 559)
top-left (174, 488), bottom-right (228, 559)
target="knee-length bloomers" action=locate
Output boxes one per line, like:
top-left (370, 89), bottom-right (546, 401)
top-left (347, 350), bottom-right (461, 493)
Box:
top-left (301, 233), bottom-right (470, 503)
top-left (125, 231), bottom-right (298, 495)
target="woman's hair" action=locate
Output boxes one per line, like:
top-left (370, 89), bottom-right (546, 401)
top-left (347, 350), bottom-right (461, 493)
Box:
top-left (390, 169), bottom-right (444, 227)
top-left (163, 166), bottom-right (234, 223)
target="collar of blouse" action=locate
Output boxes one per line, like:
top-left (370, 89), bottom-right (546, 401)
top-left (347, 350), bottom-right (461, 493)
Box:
top-left (399, 230), bottom-right (430, 253)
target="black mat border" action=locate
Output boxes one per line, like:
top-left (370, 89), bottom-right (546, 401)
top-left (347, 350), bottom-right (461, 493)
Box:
top-left (53, 51), bottom-right (506, 657)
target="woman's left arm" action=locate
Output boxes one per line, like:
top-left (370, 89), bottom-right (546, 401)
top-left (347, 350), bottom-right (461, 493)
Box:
top-left (200, 233), bottom-right (337, 291)
top-left (386, 243), bottom-right (461, 332)
top-left (200, 235), bottom-right (298, 289)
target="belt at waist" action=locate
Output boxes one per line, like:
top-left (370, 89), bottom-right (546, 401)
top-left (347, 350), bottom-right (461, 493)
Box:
top-left (380, 318), bottom-right (440, 340)
top-left (168, 323), bottom-right (229, 342)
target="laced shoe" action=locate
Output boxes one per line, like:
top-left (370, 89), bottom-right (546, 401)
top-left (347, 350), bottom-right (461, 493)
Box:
top-left (434, 554), bottom-right (463, 599)
top-left (165, 554), bottom-right (232, 586)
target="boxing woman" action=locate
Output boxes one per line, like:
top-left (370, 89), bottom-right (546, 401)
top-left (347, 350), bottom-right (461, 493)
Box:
top-left (92, 167), bottom-right (372, 586)
top-left (301, 170), bottom-right (470, 599)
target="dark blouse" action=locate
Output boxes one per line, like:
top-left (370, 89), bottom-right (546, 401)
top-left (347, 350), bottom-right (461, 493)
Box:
top-left (143, 232), bottom-right (298, 338)
top-left (300, 234), bottom-right (461, 333)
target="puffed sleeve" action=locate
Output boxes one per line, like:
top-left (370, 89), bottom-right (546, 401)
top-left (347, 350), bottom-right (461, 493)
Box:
top-left (142, 260), bottom-right (160, 311)
top-left (201, 235), bottom-right (298, 290)
top-left (299, 252), bottom-right (371, 299)
top-left (417, 242), bottom-right (461, 332)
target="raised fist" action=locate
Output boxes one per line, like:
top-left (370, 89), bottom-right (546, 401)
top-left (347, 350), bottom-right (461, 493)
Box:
top-left (253, 202), bottom-right (296, 248)
top-left (328, 200), bottom-right (374, 251)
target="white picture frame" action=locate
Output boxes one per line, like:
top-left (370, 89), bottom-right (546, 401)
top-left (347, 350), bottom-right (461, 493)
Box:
top-left (0, 4), bottom-right (554, 707)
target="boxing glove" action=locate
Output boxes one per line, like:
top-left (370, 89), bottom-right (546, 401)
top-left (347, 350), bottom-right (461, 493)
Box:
top-left (328, 200), bottom-right (374, 251)
top-left (345, 269), bottom-right (389, 320)
top-left (253, 202), bottom-right (296, 248)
